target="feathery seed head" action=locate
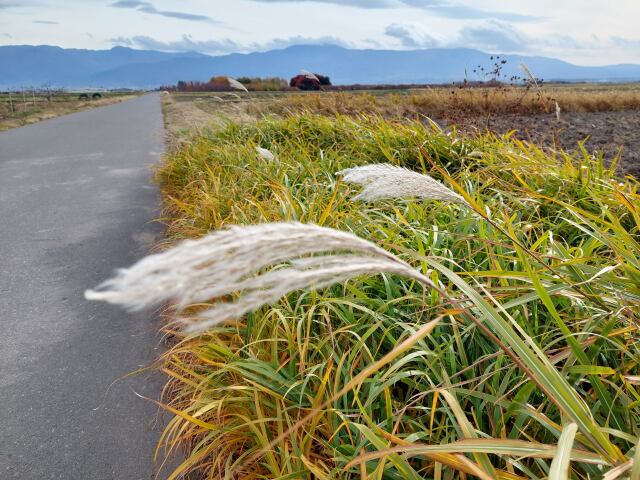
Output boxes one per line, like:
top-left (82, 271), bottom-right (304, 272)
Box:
top-left (85, 223), bottom-right (430, 332)
top-left (256, 147), bottom-right (276, 162)
top-left (226, 77), bottom-right (248, 93)
top-left (301, 69), bottom-right (320, 82)
top-left (337, 163), bottom-right (469, 206)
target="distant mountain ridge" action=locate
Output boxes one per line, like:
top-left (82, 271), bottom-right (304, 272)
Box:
top-left (2, 44), bottom-right (640, 89)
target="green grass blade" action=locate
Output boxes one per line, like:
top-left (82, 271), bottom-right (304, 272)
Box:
top-left (549, 423), bottom-right (578, 480)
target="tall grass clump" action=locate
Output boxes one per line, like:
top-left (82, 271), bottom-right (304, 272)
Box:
top-left (95, 113), bottom-right (638, 479)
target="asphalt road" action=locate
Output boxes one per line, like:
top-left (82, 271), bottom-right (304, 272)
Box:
top-left (0, 94), bottom-right (168, 479)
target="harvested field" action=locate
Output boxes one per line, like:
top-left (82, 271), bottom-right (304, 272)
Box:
top-left (447, 110), bottom-right (640, 177)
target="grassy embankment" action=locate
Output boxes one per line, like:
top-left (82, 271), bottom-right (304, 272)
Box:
top-left (0, 92), bottom-right (138, 131)
top-left (152, 110), bottom-right (640, 479)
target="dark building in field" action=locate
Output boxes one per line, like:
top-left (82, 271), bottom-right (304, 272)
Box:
top-left (290, 73), bottom-right (331, 91)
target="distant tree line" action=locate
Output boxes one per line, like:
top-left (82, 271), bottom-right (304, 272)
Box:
top-left (161, 74), bottom-right (333, 92)
top-left (162, 76), bottom-right (287, 92)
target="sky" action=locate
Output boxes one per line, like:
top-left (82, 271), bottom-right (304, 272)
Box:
top-left (1, 0), bottom-right (639, 65)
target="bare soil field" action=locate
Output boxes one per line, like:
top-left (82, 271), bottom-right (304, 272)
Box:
top-left (448, 111), bottom-right (640, 177)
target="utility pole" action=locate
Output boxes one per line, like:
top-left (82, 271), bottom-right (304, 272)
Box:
top-left (8, 91), bottom-right (14, 113)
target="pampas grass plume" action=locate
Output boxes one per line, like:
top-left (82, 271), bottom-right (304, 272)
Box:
top-left (85, 223), bottom-right (431, 332)
top-left (301, 69), bottom-right (320, 82)
top-left (256, 147), bottom-right (276, 162)
top-left (227, 77), bottom-right (248, 93)
top-left (337, 163), bottom-right (469, 206)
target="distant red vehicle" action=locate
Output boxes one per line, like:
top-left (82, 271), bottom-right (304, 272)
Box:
top-left (290, 73), bottom-right (331, 91)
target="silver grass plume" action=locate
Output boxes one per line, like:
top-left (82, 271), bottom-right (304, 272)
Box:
top-left (256, 147), bottom-right (276, 162)
top-left (226, 77), bottom-right (248, 93)
top-left (337, 163), bottom-right (469, 206)
top-left (519, 63), bottom-right (539, 90)
top-left (85, 223), bottom-right (432, 332)
top-left (301, 69), bottom-right (320, 82)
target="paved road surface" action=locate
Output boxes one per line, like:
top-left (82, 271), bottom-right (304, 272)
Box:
top-left (0, 94), bottom-right (168, 479)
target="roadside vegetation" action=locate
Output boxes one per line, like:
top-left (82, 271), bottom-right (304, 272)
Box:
top-left (0, 91), bottom-right (138, 131)
top-left (117, 108), bottom-right (640, 479)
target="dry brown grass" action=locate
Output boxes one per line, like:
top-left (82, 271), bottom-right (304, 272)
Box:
top-left (162, 92), bottom-right (256, 141)
top-left (160, 93), bottom-right (220, 146)
top-left (0, 93), bottom-right (138, 132)
top-left (246, 84), bottom-right (640, 121)
top-left (161, 92), bottom-right (260, 150)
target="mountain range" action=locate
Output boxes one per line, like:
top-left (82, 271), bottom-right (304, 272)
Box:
top-left (2, 44), bottom-right (640, 89)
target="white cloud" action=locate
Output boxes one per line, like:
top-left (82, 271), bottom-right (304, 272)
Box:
top-left (111, 34), bottom-right (350, 55)
top-left (384, 23), bottom-right (440, 48)
top-left (0, 0), bottom-right (639, 66)
top-left (382, 20), bottom-right (529, 53)
top-left (455, 20), bottom-right (525, 52)
top-left (111, 35), bottom-right (241, 55)
top-left (247, 0), bottom-right (402, 6)
top-left (248, 0), bottom-right (542, 21)
top-left (109, 1), bottom-right (218, 23)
